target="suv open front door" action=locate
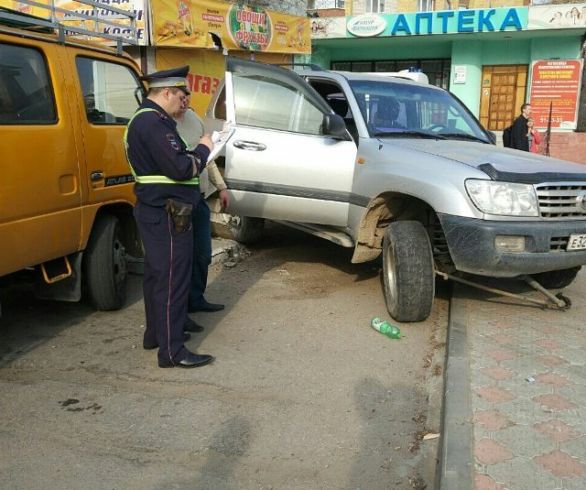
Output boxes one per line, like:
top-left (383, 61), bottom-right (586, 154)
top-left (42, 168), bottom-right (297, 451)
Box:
top-left (221, 58), bottom-right (357, 227)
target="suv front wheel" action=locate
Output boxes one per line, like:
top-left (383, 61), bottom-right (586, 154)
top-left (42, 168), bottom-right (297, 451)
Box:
top-left (383, 221), bottom-right (435, 322)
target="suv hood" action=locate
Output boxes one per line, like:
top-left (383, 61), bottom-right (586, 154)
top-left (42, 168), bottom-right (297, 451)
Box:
top-left (392, 139), bottom-right (586, 184)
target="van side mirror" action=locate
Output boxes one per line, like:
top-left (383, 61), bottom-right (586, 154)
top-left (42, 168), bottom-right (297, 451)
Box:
top-left (323, 113), bottom-right (350, 140)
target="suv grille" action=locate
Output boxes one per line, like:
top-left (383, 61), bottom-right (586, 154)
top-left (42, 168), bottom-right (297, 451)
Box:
top-left (535, 183), bottom-right (586, 219)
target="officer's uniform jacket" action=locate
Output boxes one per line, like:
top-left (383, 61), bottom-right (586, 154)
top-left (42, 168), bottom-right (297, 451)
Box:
top-left (126, 99), bottom-right (210, 208)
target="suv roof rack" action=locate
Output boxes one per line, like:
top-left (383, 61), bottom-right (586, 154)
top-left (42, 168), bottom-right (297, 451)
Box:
top-left (277, 63), bottom-right (325, 71)
top-left (0, 0), bottom-right (137, 54)
top-left (362, 70), bottom-right (430, 84)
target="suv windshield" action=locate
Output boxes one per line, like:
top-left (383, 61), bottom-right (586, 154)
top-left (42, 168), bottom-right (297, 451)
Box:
top-left (349, 79), bottom-right (490, 143)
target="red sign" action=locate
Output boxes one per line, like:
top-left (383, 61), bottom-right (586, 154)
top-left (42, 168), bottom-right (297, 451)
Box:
top-left (529, 60), bottom-right (583, 129)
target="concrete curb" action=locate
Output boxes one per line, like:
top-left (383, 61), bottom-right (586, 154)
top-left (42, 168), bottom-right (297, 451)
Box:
top-left (210, 237), bottom-right (243, 265)
top-left (436, 284), bottom-right (474, 490)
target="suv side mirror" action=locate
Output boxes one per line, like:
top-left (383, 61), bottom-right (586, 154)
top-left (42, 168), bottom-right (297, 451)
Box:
top-left (323, 113), bottom-right (350, 140)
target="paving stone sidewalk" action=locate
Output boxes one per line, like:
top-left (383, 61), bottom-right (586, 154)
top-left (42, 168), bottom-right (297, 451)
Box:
top-left (442, 271), bottom-right (586, 490)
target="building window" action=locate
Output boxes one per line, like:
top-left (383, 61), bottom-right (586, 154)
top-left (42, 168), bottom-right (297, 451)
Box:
top-left (331, 59), bottom-right (451, 90)
top-left (418, 0), bottom-right (434, 12)
top-left (365, 0), bottom-right (385, 13)
top-left (307, 0), bottom-right (345, 8)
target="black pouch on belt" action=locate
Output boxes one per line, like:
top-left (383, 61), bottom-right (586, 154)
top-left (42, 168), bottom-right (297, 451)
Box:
top-left (164, 199), bottom-right (193, 233)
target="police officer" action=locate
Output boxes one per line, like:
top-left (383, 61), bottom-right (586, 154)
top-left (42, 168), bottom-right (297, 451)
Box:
top-left (125, 66), bottom-right (214, 368)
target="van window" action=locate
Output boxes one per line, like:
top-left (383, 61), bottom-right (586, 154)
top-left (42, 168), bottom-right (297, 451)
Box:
top-left (0, 43), bottom-right (56, 124)
top-left (76, 57), bottom-right (141, 125)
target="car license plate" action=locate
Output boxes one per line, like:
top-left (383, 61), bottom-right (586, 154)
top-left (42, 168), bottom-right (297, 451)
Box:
top-left (567, 233), bottom-right (586, 251)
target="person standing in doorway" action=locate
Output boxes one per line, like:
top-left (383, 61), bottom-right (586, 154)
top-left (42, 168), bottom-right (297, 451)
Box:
top-left (510, 103), bottom-right (531, 152)
top-left (125, 66), bottom-right (214, 369)
top-left (175, 94), bottom-right (229, 325)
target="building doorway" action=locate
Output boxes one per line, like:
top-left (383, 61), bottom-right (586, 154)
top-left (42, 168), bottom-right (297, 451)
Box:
top-left (479, 64), bottom-right (528, 130)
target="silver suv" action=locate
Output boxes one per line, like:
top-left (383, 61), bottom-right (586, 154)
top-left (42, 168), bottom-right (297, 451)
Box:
top-left (205, 58), bottom-right (586, 322)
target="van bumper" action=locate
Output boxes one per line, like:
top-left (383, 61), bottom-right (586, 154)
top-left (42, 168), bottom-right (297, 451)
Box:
top-left (437, 213), bottom-right (586, 277)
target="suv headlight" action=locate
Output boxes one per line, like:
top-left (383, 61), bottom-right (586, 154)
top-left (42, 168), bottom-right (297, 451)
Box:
top-left (465, 180), bottom-right (539, 217)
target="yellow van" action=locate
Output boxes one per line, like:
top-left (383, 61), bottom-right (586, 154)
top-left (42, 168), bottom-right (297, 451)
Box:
top-left (0, 7), bottom-right (144, 311)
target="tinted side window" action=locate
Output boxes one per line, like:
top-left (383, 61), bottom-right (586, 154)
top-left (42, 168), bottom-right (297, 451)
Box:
top-left (0, 43), bottom-right (56, 125)
top-left (76, 57), bottom-right (141, 125)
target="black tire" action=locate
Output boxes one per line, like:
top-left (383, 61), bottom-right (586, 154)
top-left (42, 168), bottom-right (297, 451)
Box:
top-left (228, 215), bottom-right (264, 244)
top-left (532, 266), bottom-right (581, 289)
top-left (83, 215), bottom-right (127, 310)
top-left (382, 221), bottom-right (435, 322)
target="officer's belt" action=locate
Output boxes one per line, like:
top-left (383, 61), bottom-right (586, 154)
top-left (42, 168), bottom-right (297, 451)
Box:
top-left (124, 108), bottom-right (199, 186)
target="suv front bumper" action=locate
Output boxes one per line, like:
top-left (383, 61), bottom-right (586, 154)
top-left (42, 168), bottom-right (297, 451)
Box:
top-left (438, 213), bottom-right (586, 277)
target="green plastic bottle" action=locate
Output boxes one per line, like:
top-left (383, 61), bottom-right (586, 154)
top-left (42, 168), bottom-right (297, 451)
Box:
top-left (371, 317), bottom-right (401, 339)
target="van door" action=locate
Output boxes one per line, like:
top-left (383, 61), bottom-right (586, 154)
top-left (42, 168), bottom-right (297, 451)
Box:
top-left (222, 58), bottom-right (357, 226)
top-left (0, 39), bottom-right (82, 276)
top-left (68, 52), bottom-right (142, 210)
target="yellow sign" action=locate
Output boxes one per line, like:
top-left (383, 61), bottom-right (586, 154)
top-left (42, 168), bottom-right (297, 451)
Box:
top-left (0, 0), bottom-right (148, 45)
top-left (152, 0), bottom-right (310, 54)
top-left (156, 48), bottom-right (291, 115)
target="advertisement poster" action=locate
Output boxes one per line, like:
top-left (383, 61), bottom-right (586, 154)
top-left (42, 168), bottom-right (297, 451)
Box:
top-left (528, 4), bottom-right (586, 29)
top-left (0, 0), bottom-right (148, 45)
top-left (156, 48), bottom-right (291, 115)
top-left (310, 16), bottom-right (346, 39)
top-left (151, 0), bottom-right (310, 54)
top-left (529, 60), bottom-right (583, 129)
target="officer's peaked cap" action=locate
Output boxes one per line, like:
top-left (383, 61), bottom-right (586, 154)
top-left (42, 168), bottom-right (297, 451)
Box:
top-left (142, 65), bottom-right (190, 93)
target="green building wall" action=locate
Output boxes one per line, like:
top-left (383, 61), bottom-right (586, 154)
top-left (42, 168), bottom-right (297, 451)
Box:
top-left (309, 34), bottom-right (583, 118)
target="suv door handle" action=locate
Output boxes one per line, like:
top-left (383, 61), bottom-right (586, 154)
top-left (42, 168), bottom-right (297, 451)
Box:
top-left (233, 140), bottom-right (266, 151)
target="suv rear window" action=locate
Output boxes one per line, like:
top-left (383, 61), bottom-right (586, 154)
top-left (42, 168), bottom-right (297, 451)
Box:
top-left (0, 43), bottom-right (56, 124)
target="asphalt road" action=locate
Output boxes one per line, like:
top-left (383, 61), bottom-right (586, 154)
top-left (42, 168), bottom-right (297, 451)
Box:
top-left (0, 224), bottom-right (448, 489)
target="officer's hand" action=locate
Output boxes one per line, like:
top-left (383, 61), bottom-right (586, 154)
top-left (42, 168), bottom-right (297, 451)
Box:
top-left (199, 134), bottom-right (214, 151)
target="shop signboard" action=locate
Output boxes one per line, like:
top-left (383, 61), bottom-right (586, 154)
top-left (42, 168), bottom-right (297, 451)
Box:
top-left (151, 0), bottom-right (310, 54)
top-left (529, 59), bottom-right (583, 129)
top-left (0, 0), bottom-right (148, 45)
top-left (310, 7), bottom-right (528, 39)
top-left (312, 3), bottom-right (586, 40)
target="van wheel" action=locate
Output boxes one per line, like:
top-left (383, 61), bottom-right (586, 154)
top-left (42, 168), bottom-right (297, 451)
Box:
top-left (84, 215), bottom-right (127, 310)
top-left (532, 266), bottom-right (581, 289)
top-left (228, 215), bottom-right (264, 244)
top-left (382, 221), bottom-right (435, 322)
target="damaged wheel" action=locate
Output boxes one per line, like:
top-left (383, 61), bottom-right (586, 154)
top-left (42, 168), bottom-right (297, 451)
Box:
top-left (382, 221), bottom-right (435, 322)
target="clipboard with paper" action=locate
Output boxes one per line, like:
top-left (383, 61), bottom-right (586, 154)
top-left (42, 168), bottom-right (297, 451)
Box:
top-left (207, 123), bottom-right (235, 162)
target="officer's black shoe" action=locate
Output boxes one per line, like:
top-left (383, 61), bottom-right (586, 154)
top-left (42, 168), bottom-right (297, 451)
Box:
top-left (143, 332), bottom-right (191, 350)
top-left (158, 351), bottom-right (215, 369)
top-left (184, 317), bottom-right (204, 332)
top-left (188, 300), bottom-right (225, 313)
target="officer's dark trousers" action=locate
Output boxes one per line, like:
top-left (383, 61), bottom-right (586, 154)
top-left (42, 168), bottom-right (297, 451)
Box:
top-left (188, 198), bottom-right (212, 309)
top-left (135, 203), bottom-right (192, 364)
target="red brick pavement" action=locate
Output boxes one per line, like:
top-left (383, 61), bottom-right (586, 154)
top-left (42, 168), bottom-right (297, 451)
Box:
top-left (464, 272), bottom-right (586, 490)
